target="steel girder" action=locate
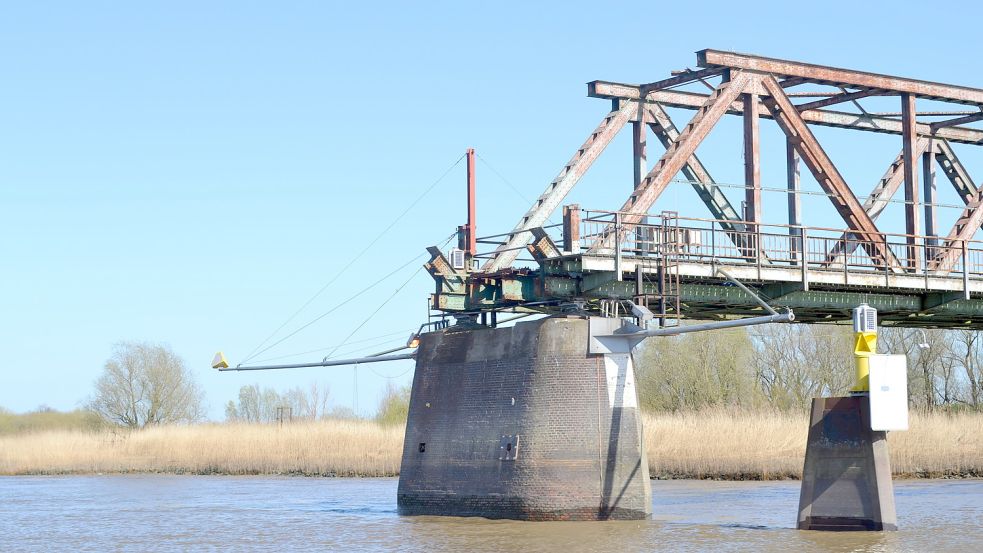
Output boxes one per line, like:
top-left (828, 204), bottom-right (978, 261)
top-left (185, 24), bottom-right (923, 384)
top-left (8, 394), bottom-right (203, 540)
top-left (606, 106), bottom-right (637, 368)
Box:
top-left (643, 103), bottom-right (744, 231)
top-left (589, 83), bottom-right (983, 145)
top-left (824, 137), bottom-right (932, 265)
top-left (759, 75), bottom-right (902, 270)
top-left (444, 50), bottom-right (983, 330)
top-left (481, 99), bottom-right (638, 272)
top-left (696, 49), bottom-right (983, 106)
top-left (589, 72), bottom-right (755, 252)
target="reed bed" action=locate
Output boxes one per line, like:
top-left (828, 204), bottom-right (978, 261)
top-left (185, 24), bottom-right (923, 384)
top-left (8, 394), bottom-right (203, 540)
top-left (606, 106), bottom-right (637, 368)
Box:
top-left (643, 409), bottom-right (983, 479)
top-left (2, 411), bottom-right (981, 479)
top-left (0, 420), bottom-right (404, 477)
top-left (643, 409), bottom-right (808, 480)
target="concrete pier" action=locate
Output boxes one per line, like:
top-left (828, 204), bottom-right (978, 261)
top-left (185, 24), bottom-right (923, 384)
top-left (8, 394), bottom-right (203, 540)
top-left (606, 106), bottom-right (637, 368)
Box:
top-left (797, 395), bottom-right (897, 531)
top-left (397, 316), bottom-right (651, 520)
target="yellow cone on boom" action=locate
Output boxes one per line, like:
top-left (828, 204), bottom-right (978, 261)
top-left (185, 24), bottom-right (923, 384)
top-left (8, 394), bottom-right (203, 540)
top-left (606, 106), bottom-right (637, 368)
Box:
top-left (211, 351), bottom-right (229, 369)
top-left (852, 304), bottom-right (878, 392)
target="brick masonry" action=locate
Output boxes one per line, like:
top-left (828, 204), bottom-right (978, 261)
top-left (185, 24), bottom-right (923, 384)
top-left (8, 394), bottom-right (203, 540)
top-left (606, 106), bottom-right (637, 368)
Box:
top-left (397, 316), bottom-right (651, 520)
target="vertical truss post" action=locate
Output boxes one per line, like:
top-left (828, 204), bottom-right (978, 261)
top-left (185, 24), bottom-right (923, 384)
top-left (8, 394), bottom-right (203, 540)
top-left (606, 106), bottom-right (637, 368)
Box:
top-left (902, 93), bottom-right (921, 271)
top-left (800, 227), bottom-right (810, 291)
top-left (963, 240), bottom-right (971, 299)
top-left (923, 141), bottom-right (938, 258)
top-left (633, 116), bottom-right (649, 253)
top-left (743, 92), bottom-right (762, 226)
top-left (787, 139), bottom-right (802, 261)
top-left (562, 204), bottom-right (580, 253)
top-left (614, 211), bottom-right (623, 280)
top-left (744, 91), bottom-right (762, 263)
top-left (632, 120), bottom-right (647, 188)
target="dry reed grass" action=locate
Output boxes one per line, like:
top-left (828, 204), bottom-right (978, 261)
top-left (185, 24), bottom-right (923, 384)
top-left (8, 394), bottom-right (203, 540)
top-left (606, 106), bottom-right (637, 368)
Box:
top-left (2, 410), bottom-right (981, 479)
top-left (0, 419), bottom-right (404, 477)
top-left (643, 408), bottom-right (983, 479)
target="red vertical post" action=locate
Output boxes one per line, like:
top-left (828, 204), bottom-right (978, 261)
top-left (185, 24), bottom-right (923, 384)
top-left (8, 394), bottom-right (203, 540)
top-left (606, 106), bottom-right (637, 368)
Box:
top-left (901, 93), bottom-right (920, 271)
top-left (743, 92), bottom-right (761, 226)
top-left (466, 147), bottom-right (477, 256)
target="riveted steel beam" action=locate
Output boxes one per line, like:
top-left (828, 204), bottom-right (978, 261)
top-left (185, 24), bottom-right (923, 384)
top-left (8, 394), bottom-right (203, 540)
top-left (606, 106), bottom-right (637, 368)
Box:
top-left (759, 75), bottom-right (902, 271)
top-left (639, 67), bottom-right (725, 95)
top-left (591, 72), bottom-right (754, 252)
top-left (697, 49), bottom-right (983, 106)
top-left (930, 112), bottom-right (983, 131)
top-left (796, 89), bottom-right (885, 111)
top-left (825, 137), bottom-right (931, 266)
top-left (930, 191), bottom-right (983, 273)
top-left (644, 104), bottom-right (744, 231)
top-left (902, 93), bottom-right (921, 270)
top-left (934, 139), bottom-right (980, 202)
top-left (482, 99), bottom-right (638, 272)
top-left (589, 82), bottom-right (983, 145)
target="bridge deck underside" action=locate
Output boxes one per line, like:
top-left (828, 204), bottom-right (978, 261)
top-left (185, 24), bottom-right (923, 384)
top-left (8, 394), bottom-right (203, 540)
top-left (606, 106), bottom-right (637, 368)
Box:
top-left (561, 253), bottom-right (983, 327)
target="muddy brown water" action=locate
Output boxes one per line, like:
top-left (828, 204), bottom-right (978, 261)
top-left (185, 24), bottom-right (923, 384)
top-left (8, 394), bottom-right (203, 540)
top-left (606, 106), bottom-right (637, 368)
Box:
top-left (1, 476), bottom-right (981, 552)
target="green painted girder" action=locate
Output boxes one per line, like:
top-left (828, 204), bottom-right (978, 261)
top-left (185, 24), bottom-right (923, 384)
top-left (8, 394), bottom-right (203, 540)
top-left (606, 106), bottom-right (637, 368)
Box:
top-left (437, 265), bottom-right (983, 327)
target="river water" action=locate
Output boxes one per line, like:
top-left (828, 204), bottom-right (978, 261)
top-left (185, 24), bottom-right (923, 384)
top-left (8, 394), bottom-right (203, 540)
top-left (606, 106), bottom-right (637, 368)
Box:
top-left (1, 476), bottom-right (980, 552)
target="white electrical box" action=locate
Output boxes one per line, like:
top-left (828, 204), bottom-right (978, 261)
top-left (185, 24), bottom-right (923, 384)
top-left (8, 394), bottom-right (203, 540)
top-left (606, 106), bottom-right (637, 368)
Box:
top-left (868, 354), bottom-right (909, 431)
top-left (449, 249), bottom-right (466, 270)
top-left (853, 304), bottom-right (878, 333)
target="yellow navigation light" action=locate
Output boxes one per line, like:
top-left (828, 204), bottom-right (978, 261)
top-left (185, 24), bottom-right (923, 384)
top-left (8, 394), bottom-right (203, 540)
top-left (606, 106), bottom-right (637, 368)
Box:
top-left (211, 351), bottom-right (229, 369)
top-left (852, 304), bottom-right (878, 392)
top-left (854, 332), bottom-right (878, 355)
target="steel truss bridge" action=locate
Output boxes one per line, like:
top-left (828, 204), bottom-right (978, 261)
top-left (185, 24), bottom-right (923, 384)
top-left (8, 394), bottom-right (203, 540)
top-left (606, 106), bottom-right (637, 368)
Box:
top-left (426, 50), bottom-right (983, 328)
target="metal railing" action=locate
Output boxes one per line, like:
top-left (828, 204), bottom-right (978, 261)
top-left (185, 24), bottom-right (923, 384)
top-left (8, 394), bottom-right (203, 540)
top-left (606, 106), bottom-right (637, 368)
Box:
top-left (577, 210), bottom-right (983, 282)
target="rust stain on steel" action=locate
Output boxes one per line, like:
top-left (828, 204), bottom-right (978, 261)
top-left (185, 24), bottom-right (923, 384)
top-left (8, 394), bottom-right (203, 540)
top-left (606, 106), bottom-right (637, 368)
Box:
top-left (482, 100), bottom-right (638, 272)
top-left (589, 83), bottom-right (983, 145)
top-left (759, 75), bottom-right (901, 270)
top-left (824, 138), bottom-right (931, 266)
top-left (901, 93), bottom-right (921, 271)
top-left (592, 72), bottom-right (753, 251)
top-left (697, 48), bottom-right (983, 106)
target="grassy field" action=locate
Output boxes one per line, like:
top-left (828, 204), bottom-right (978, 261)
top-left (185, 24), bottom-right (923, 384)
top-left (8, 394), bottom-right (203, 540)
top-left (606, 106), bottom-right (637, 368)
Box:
top-left (2, 410), bottom-right (981, 479)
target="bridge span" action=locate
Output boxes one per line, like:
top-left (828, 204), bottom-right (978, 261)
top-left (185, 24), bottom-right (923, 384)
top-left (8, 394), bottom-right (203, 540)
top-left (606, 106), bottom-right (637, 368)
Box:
top-left (429, 49), bottom-right (983, 330)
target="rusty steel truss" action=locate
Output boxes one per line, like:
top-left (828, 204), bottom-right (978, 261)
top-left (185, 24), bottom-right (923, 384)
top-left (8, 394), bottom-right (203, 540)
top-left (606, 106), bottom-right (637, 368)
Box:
top-left (426, 49), bottom-right (983, 328)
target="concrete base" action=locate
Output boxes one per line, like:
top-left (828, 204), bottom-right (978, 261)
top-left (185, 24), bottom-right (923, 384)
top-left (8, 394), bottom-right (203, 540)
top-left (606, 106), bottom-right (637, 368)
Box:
top-left (797, 395), bottom-right (897, 531)
top-left (397, 316), bottom-right (651, 520)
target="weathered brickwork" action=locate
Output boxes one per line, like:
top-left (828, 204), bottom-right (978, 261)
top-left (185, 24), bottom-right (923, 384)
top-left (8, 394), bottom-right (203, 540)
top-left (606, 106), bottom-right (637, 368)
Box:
top-left (397, 316), bottom-right (651, 520)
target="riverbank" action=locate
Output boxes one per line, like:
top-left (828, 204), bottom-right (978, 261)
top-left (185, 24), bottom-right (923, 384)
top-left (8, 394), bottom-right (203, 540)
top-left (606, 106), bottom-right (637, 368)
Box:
top-left (2, 410), bottom-right (981, 479)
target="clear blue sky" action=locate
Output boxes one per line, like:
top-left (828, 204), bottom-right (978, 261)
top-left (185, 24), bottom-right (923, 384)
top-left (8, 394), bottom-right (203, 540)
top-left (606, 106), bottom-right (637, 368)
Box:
top-left (4, 1), bottom-right (983, 419)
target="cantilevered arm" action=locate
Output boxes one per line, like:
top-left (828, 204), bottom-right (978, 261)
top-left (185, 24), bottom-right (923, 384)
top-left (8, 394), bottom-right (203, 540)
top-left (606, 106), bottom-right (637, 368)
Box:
top-left (216, 352), bottom-right (416, 372)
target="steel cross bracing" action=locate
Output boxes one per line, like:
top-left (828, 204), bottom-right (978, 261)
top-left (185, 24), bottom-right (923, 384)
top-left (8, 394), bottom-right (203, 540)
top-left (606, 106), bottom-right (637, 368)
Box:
top-left (427, 49), bottom-right (983, 328)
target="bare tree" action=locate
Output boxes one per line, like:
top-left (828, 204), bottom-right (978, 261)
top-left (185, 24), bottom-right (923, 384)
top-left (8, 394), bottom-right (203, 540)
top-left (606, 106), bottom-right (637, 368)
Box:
top-left (635, 326), bottom-right (759, 411)
top-left (305, 381), bottom-right (330, 420)
top-left (89, 341), bottom-right (204, 428)
top-left (954, 330), bottom-right (982, 407)
top-left (879, 327), bottom-right (962, 409)
top-left (226, 382), bottom-right (331, 422)
top-left (749, 323), bottom-right (853, 410)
